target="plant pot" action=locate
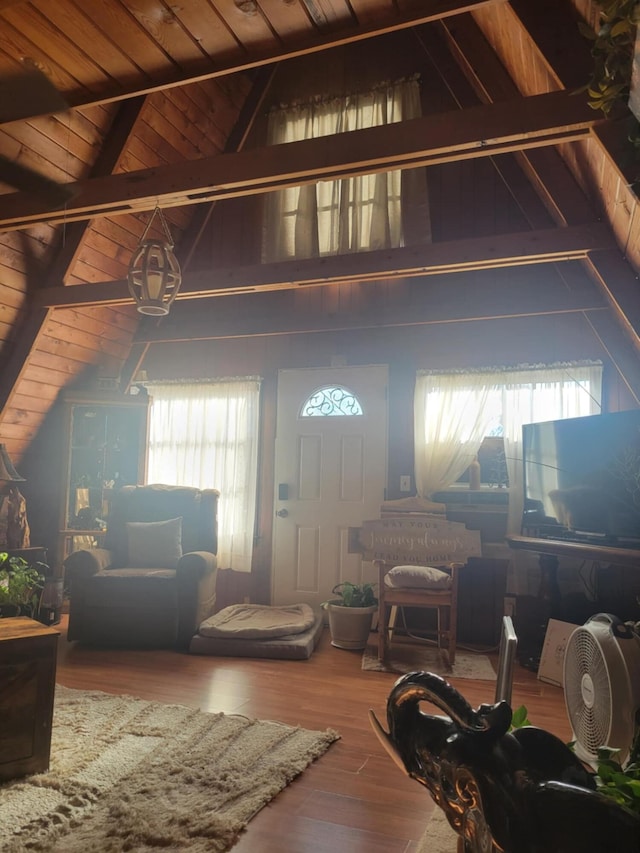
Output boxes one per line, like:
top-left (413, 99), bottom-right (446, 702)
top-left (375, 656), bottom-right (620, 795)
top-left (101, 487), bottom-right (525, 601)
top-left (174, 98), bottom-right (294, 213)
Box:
top-left (325, 601), bottom-right (376, 650)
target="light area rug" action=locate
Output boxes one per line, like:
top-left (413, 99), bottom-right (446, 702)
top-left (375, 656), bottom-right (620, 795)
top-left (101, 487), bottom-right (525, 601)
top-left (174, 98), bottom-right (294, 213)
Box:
top-left (362, 640), bottom-right (496, 680)
top-left (1, 685), bottom-right (339, 852)
top-left (417, 807), bottom-right (458, 853)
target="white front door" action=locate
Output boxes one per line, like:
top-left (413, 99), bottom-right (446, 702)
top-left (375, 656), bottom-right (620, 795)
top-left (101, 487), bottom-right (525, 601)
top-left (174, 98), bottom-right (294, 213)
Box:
top-left (271, 365), bottom-right (388, 608)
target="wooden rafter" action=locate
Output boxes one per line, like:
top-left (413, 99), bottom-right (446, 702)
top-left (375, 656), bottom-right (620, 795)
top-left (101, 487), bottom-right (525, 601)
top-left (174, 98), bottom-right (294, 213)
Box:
top-left (118, 67), bottom-right (278, 393)
top-left (0, 0), bottom-right (508, 126)
top-left (442, 12), bottom-right (640, 355)
top-left (0, 91), bottom-right (599, 231)
top-left (0, 97), bottom-right (147, 416)
top-left (36, 224), bottom-right (614, 309)
top-left (438, 14), bottom-right (593, 227)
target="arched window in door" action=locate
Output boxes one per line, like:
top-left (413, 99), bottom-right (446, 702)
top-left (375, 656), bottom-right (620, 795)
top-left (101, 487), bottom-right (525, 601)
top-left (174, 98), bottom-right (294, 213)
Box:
top-left (301, 385), bottom-right (364, 417)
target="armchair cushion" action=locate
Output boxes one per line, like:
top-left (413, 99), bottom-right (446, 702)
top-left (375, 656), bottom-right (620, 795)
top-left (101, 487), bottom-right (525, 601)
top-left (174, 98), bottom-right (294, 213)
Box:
top-left (125, 516), bottom-right (183, 568)
top-left (384, 564), bottom-right (452, 590)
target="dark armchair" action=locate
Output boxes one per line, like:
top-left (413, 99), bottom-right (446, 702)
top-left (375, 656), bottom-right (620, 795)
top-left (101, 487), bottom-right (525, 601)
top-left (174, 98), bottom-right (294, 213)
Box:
top-left (64, 484), bottom-right (220, 649)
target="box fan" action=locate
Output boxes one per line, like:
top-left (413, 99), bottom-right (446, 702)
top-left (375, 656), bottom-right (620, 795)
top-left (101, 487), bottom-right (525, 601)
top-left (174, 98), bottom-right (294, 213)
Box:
top-left (563, 613), bottom-right (640, 768)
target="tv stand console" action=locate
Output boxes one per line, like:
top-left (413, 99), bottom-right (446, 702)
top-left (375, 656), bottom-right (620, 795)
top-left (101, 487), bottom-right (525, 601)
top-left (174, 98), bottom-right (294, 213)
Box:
top-left (506, 534), bottom-right (640, 567)
top-left (506, 534), bottom-right (640, 604)
top-left (506, 535), bottom-right (640, 670)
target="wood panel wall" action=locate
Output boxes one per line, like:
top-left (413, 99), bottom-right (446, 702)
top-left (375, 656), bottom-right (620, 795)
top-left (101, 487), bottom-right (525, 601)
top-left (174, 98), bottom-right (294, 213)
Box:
top-left (473, 2), bottom-right (640, 281)
top-left (131, 286), bottom-right (634, 605)
top-left (7, 9), bottom-right (640, 598)
top-left (0, 75), bottom-right (251, 463)
top-left (192, 28), bottom-right (553, 271)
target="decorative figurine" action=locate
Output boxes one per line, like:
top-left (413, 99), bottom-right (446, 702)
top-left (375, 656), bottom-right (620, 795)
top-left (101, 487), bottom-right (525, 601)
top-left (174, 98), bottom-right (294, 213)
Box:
top-left (370, 671), bottom-right (640, 853)
top-left (0, 444), bottom-right (30, 550)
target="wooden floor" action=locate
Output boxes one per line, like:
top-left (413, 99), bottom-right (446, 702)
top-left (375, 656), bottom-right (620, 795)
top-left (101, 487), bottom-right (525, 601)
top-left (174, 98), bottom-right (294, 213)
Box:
top-left (54, 617), bottom-right (571, 853)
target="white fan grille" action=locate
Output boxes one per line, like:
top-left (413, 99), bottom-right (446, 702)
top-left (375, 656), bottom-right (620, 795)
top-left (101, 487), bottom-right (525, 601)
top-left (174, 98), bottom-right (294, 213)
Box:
top-left (564, 628), bottom-right (612, 758)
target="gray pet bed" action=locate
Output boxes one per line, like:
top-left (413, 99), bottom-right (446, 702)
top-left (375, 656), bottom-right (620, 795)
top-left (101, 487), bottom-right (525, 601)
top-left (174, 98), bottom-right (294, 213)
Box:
top-left (189, 603), bottom-right (325, 659)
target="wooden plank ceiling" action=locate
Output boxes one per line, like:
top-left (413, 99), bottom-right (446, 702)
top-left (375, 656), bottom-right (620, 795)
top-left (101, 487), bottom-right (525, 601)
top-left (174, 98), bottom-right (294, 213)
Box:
top-left (0, 0), bottom-right (639, 460)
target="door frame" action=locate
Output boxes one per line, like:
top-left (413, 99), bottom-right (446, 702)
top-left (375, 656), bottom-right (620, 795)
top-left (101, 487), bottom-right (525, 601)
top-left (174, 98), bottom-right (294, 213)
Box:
top-left (269, 363), bottom-right (389, 607)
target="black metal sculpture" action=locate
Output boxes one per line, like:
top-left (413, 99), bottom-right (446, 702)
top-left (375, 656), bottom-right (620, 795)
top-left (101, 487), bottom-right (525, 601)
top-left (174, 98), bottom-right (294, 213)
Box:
top-left (369, 671), bottom-right (640, 853)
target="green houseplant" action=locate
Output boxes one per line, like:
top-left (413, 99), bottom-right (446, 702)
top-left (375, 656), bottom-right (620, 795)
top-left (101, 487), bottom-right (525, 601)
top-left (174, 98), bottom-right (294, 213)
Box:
top-left (322, 581), bottom-right (378, 650)
top-left (580, 0), bottom-right (640, 118)
top-left (579, 0), bottom-right (640, 177)
top-left (0, 552), bottom-right (46, 619)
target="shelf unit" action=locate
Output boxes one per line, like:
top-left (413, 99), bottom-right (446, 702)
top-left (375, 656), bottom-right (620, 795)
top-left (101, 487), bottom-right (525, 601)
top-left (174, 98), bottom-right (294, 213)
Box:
top-left (58, 391), bottom-right (150, 565)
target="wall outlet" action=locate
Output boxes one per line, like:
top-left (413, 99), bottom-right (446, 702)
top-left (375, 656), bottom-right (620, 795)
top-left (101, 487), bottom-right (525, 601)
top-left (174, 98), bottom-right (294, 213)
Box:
top-left (504, 596), bottom-right (517, 619)
top-left (400, 475), bottom-right (411, 492)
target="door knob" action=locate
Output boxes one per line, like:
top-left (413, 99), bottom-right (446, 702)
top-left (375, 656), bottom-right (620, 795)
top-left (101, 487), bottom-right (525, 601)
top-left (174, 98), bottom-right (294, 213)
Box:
top-left (276, 508), bottom-right (289, 517)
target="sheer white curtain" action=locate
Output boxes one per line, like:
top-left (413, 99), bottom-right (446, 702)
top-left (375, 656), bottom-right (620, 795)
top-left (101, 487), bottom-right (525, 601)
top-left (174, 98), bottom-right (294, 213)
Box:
top-left (414, 363), bottom-right (603, 534)
top-left (146, 379), bottom-right (261, 572)
top-left (262, 77), bottom-right (429, 261)
top-left (414, 372), bottom-right (501, 499)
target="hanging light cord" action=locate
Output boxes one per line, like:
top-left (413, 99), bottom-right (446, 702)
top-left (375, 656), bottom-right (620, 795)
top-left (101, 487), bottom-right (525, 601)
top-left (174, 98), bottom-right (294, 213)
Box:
top-left (139, 204), bottom-right (174, 248)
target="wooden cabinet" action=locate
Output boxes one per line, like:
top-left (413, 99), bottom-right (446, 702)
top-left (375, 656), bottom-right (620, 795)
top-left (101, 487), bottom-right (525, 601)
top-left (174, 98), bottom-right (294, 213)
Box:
top-left (58, 391), bottom-right (150, 565)
top-left (0, 617), bottom-right (59, 782)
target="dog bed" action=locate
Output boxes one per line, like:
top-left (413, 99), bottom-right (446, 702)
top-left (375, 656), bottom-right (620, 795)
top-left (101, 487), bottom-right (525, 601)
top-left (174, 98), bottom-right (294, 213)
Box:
top-left (189, 603), bottom-right (325, 659)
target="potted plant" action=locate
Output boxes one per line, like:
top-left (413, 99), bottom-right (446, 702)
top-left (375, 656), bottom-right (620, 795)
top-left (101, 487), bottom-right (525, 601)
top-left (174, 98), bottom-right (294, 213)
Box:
top-left (0, 552), bottom-right (46, 619)
top-left (322, 581), bottom-right (378, 650)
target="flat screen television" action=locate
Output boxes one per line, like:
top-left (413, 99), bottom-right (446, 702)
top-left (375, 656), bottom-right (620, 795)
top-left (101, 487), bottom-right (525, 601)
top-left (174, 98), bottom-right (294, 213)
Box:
top-left (521, 408), bottom-right (640, 546)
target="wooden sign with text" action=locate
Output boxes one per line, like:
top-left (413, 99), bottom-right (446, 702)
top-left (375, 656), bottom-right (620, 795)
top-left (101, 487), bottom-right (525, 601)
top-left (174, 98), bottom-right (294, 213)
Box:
top-left (356, 515), bottom-right (482, 565)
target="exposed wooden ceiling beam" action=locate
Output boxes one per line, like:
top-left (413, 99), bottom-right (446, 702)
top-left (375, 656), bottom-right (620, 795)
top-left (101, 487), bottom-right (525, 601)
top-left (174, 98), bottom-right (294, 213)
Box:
top-left (497, 0), bottom-right (637, 188)
top-left (415, 21), bottom-right (555, 229)
top-left (0, 91), bottom-right (599, 231)
top-left (439, 15), bottom-right (594, 227)
top-left (36, 224), bottom-right (614, 309)
top-left (441, 13), bottom-right (640, 356)
top-left (118, 68), bottom-right (278, 394)
top-left (0, 0), bottom-right (507, 126)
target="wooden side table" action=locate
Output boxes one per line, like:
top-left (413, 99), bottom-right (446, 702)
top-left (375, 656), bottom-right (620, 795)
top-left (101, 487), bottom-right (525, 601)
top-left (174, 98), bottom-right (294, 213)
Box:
top-left (0, 617), bottom-right (59, 782)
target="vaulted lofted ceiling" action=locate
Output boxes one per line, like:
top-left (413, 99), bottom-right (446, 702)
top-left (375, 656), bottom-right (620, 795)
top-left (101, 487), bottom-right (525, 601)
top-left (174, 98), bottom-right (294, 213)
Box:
top-left (0, 0), bottom-right (639, 461)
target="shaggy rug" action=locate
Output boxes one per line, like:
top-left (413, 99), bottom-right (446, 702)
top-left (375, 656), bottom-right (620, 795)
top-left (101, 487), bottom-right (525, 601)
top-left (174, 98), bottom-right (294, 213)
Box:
top-left (0, 685), bottom-right (339, 852)
top-left (417, 807), bottom-right (458, 853)
top-left (361, 640), bottom-right (496, 681)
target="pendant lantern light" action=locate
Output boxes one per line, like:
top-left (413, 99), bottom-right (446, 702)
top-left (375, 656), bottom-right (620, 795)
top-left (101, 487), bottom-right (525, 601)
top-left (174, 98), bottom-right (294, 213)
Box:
top-left (127, 206), bottom-right (182, 316)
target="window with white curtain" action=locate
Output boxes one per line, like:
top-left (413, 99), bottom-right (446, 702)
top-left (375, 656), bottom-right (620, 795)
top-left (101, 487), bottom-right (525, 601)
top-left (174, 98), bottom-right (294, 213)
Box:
top-left (146, 378), bottom-right (261, 572)
top-left (262, 76), bottom-right (430, 261)
top-left (414, 363), bottom-right (603, 535)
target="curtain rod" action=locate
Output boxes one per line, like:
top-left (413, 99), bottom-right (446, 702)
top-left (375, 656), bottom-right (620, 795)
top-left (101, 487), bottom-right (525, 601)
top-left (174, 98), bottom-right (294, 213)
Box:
top-left (268, 74), bottom-right (421, 113)
top-left (417, 360), bottom-right (602, 377)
